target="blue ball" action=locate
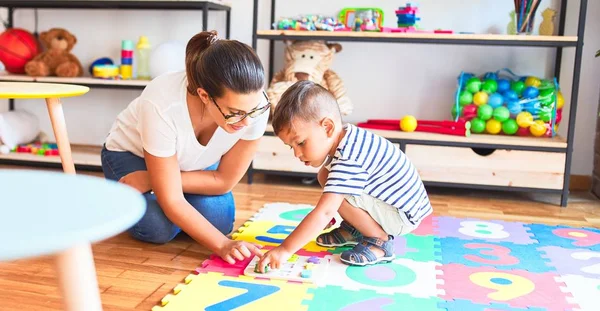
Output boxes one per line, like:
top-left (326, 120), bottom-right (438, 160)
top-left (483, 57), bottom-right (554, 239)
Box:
top-left (488, 93), bottom-right (504, 108)
top-left (497, 79), bottom-right (511, 93)
top-left (522, 86), bottom-right (540, 99)
top-left (484, 72), bottom-right (498, 81)
top-left (504, 90), bottom-right (519, 102)
top-left (507, 100), bottom-right (522, 115)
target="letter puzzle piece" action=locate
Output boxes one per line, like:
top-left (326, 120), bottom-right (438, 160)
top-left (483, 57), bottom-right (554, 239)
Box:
top-left (151, 272), bottom-right (315, 311)
top-left (539, 246), bottom-right (600, 279)
top-left (244, 253), bottom-right (330, 284)
top-left (196, 254), bottom-right (253, 277)
top-left (434, 216), bottom-right (536, 245)
top-left (232, 220), bottom-right (333, 253)
top-left (305, 285), bottom-right (442, 311)
top-left (438, 263), bottom-right (580, 311)
top-left (439, 237), bottom-right (554, 273)
top-left (323, 257), bottom-right (443, 298)
top-left (527, 224), bottom-right (600, 251)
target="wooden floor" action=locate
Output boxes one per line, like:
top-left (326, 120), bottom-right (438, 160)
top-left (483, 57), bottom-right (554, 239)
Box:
top-left (1, 165), bottom-right (599, 310)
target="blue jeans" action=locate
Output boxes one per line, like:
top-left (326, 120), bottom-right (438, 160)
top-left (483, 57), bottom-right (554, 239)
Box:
top-left (101, 146), bottom-right (235, 244)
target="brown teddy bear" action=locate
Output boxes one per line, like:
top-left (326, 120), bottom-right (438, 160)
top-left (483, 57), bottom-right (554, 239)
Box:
top-left (266, 40), bottom-right (353, 116)
top-left (25, 28), bottom-right (83, 77)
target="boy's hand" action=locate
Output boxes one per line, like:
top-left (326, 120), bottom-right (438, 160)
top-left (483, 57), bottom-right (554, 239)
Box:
top-left (219, 240), bottom-right (263, 264)
top-left (257, 246), bottom-right (291, 273)
top-left (119, 170), bottom-right (152, 193)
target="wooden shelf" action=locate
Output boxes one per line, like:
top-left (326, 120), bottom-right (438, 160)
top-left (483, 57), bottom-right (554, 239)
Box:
top-left (265, 124), bottom-right (567, 151)
top-left (256, 30), bottom-right (578, 47)
top-left (0, 144), bottom-right (102, 168)
top-left (0, 72), bottom-right (150, 89)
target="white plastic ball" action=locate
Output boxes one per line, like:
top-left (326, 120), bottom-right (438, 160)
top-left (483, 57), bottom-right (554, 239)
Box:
top-left (149, 41), bottom-right (186, 79)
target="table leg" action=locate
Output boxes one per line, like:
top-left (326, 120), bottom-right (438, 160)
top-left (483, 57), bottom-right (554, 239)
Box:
top-left (45, 97), bottom-right (76, 174)
top-left (54, 243), bottom-right (103, 311)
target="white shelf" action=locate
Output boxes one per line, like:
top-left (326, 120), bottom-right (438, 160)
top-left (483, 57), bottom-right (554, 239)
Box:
top-left (0, 145), bottom-right (102, 167)
top-left (0, 72), bottom-right (150, 88)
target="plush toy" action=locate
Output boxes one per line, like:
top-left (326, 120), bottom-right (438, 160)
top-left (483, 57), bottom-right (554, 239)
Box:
top-left (267, 40), bottom-right (353, 116)
top-left (24, 28), bottom-right (84, 77)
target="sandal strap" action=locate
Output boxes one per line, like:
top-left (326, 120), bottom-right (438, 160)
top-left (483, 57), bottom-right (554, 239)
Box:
top-left (359, 236), bottom-right (394, 257)
top-left (321, 227), bottom-right (351, 245)
top-left (341, 242), bottom-right (378, 263)
top-left (340, 221), bottom-right (363, 239)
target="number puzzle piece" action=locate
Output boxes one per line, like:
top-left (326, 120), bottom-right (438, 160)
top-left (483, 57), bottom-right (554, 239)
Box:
top-left (151, 272), bottom-right (315, 311)
top-left (558, 274), bottom-right (600, 311)
top-left (438, 299), bottom-right (547, 311)
top-left (539, 246), bottom-right (600, 279)
top-left (232, 220), bottom-right (332, 252)
top-left (439, 237), bottom-right (554, 273)
top-left (323, 257), bottom-right (443, 298)
top-left (412, 214), bottom-right (434, 236)
top-left (435, 216), bottom-right (536, 245)
top-left (196, 254), bottom-right (254, 277)
top-left (305, 285), bottom-right (442, 311)
top-left (439, 263), bottom-right (579, 311)
top-left (528, 224), bottom-right (600, 251)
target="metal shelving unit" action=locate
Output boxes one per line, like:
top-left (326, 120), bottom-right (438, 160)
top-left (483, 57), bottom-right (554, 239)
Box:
top-left (249, 0), bottom-right (588, 207)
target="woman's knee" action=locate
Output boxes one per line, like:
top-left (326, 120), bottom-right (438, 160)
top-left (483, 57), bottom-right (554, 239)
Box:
top-left (128, 194), bottom-right (180, 244)
top-left (185, 191), bottom-right (235, 235)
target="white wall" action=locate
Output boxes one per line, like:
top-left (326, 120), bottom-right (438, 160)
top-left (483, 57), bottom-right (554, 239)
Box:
top-left (0, 0), bottom-right (598, 176)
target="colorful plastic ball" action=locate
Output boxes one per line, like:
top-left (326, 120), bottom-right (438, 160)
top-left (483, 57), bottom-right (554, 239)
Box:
top-left (516, 111), bottom-right (533, 128)
top-left (486, 119), bottom-right (502, 134)
top-left (493, 106), bottom-right (510, 122)
top-left (497, 79), bottom-right (511, 93)
top-left (459, 91), bottom-right (473, 106)
top-left (525, 76), bottom-right (541, 88)
top-left (502, 119), bottom-right (519, 135)
top-left (516, 127), bottom-right (530, 136)
top-left (503, 90), bottom-right (519, 102)
top-left (470, 117), bottom-right (486, 133)
top-left (557, 91), bottom-right (565, 109)
top-left (511, 81), bottom-right (525, 95)
top-left (400, 115), bottom-right (418, 132)
top-left (477, 104), bottom-right (493, 120)
top-left (487, 93), bottom-right (504, 108)
top-left (451, 105), bottom-right (461, 119)
top-left (522, 86), bottom-right (540, 99)
top-left (507, 100), bottom-right (522, 115)
top-left (529, 120), bottom-right (547, 137)
top-left (539, 88), bottom-right (554, 98)
top-left (466, 78), bottom-right (482, 93)
top-left (556, 108), bottom-right (562, 124)
top-left (462, 104), bottom-right (478, 117)
top-left (481, 79), bottom-right (498, 94)
top-left (473, 91), bottom-right (489, 106)
top-left (539, 108), bottom-right (552, 122)
top-left (483, 72), bottom-right (498, 80)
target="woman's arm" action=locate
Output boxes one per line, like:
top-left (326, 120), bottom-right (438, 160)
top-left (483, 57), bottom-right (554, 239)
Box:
top-left (144, 150), bottom-right (262, 263)
top-left (179, 138), bottom-right (260, 195)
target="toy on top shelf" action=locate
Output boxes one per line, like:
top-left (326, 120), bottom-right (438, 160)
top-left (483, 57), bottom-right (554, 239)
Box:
top-left (273, 15), bottom-right (349, 31)
top-left (338, 7), bottom-right (384, 32)
top-left (357, 116), bottom-right (471, 137)
top-left (452, 68), bottom-right (564, 138)
top-left (514, 0), bottom-right (543, 34)
top-left (380, 3), bottom-right (453, 34)
top-left (12, 142), bottom-right (59, 156)
top-left (539, 8), bottom-right (557, 36)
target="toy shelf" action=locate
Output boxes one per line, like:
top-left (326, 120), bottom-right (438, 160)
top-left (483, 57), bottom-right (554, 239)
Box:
top-left (0, 72), bottom-right (149, 89)
top-left (256, 30), bottom-right (578, 47)
top-left (0, 0), bottom-right (231, 11)
top-left (0, 144), bottom-right (101, 170)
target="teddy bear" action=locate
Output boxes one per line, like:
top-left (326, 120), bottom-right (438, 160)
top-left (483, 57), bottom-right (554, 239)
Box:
top-left (266, 40), bottom-right (353, 116)
top-left (24, 28), bottom-right (83, 77)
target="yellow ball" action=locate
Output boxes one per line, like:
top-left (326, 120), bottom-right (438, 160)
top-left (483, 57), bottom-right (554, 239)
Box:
top-left (556, 91), bottom-right (565, 109)
top-left (554, 124), bottom-right (559, 133)
top-left (525, 76), bottom-right (541, 88)
top-left (400, 115), bottom-right (417, 132)
top-left (486, 119), bottom-right (502, 134)
top-left (516, 112), bottom-right (533, 128)
top-left (473, 91), bottom-right (489, 106)
top-left (530, 120), bottom-right (547, 137)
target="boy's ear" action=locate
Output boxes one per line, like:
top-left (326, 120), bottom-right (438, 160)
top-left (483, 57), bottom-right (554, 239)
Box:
top-left (321, 117), bottom-right (336, 137)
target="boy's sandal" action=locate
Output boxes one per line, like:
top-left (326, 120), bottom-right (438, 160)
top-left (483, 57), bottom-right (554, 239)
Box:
top-left (316, 221), bottom-right (362, 247)
top-left (340, 236), bottom-right (395, 266)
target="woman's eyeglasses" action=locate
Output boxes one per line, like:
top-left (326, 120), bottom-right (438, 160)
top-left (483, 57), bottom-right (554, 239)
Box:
top-left (211, 91), bottom-right (271, 125)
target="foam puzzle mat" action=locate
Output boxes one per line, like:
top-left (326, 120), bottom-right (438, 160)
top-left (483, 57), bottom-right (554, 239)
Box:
top-left (152, 202), bottom-right (600, 311)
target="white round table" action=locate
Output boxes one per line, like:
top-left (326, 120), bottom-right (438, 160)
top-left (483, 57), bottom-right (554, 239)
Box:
top-left (0, 169), bottom-right (146, 311)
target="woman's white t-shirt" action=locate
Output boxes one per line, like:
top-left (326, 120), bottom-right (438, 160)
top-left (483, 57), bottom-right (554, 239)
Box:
top-left (104, 71), bottom-right (269, 171)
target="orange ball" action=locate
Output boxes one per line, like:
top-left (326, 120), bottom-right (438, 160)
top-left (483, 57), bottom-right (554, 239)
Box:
top-left (400, 115), bottom-right (417, 132)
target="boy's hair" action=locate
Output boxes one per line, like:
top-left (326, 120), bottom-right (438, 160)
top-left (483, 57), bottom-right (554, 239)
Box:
top-left (272, 80), bottom-right (342, 135)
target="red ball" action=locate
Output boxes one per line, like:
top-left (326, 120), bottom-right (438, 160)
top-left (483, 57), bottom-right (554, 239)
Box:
top-left (0, 28), bottom-right (40, 74)
top-left (516, 127), bottom-right (530, 137)
top-left (556, 108), bottom-right (562, 124)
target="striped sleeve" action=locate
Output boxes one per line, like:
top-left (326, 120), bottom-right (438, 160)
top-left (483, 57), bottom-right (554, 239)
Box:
top-left (323, 159), bottom-right (368, 196)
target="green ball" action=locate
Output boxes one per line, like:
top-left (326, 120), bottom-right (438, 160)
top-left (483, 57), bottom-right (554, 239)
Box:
top-left (539, 79), bottom-right (554, 89)
top-left (539, 108), bottom-right (552, 122)
top-left (539, 88), bottom-right (554, 98)
top-left (451, 105), bottom-right (463, 119)
top-left (511, 81), bottom-right (525, 95)
top-left (502, 119), bottom-right (519, 135)
top-left (493, 106), bottom-right (510, 122)
top-left (459, 91), bottom-right (473, 106)
top-left (471, 117), bottom-right (486, 133)
top-left (477, 104), bottom-right (493, 120)
top-left (481, 79), bottom-right (498, 94)
top-left (466, 78), bottom-right (482, 93)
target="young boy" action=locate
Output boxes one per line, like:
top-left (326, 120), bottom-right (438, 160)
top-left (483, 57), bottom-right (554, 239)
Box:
top-left (257, 81), bottom-right (432, 271)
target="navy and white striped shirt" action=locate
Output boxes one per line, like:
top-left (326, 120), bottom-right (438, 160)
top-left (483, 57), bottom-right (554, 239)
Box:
top-left (324, 124), bottom-right (432, 225)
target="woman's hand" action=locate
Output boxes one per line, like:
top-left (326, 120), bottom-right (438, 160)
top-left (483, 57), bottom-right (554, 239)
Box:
top-left (218, 240), bottom-right (263, 264)
top-left (119, 170), bottom-right (153, 193)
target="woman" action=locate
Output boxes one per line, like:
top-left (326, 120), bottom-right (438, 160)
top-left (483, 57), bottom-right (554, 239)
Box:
top-left (101, 30), bottom-right (270, 264)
